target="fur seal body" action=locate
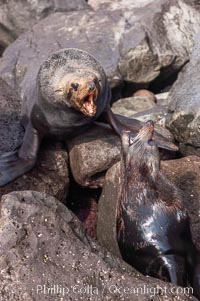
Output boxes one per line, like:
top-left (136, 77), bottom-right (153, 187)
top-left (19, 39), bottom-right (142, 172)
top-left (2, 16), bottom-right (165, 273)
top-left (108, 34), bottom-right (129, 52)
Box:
top-left (0, 49), bottom-right (178, 186)
top-left (116, 121), bottom-right (200, 299)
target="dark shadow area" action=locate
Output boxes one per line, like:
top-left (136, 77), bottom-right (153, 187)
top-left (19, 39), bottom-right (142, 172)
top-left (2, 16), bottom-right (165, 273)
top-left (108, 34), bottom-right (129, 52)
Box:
top-left (66, 170), bottom-right (102, 239)
top-left (111, 63), bottom-right (187, 102)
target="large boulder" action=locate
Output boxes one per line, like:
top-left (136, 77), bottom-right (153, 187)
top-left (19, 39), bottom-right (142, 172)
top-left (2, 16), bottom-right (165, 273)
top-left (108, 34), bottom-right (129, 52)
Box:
top-left (112, 95), bottom-right (170, 127)
top-left (0, 79), bottom-right (69, 203)
top-left (0, 0), bottom-right (89, 55)
top-left (0, 190), bottom-right (197, 301)
top-left (130, 106), bottom-right (170, 127)
top-left (0, 0), bottom-right (200, 96)
top-left (67, 123), bottom-right (121, 188)
top-left (97, 156), bottom-right (200, 258)
top-left (111, 95), bottom-right (156, 117)
top-left (167, 33), bottom-right (200, 156)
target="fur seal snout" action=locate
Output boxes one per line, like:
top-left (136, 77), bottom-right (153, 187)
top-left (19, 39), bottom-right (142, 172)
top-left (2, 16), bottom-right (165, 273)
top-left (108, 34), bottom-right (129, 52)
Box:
top-left (117, 120), bottom-right (200, 299)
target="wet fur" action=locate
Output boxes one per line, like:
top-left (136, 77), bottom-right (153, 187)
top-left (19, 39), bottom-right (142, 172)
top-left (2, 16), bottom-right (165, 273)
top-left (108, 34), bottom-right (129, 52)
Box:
top-left (117, 123), bottom-right (200, 299)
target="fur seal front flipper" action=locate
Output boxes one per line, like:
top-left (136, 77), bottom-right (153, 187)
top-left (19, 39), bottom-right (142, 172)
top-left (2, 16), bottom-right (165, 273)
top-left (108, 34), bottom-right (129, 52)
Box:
top-left (116, 120), bottom-right (200, 299)
top-left (0, 121), bottom-right (44, 186)
top-left (0, 48), bottom-right (178, 186)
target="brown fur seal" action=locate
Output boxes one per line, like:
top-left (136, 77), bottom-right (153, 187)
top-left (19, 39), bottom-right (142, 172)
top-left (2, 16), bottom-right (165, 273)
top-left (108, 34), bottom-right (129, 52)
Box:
top-left (0, 48), bottom-right (177, 186)
top-left (116, 120), bottom-right (200, 299)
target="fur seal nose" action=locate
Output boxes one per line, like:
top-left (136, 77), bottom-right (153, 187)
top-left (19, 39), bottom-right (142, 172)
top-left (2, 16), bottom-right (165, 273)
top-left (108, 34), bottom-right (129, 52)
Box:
top-left (87, 82), bottom-right (95, 91)
top-left (146, 120), bottom-right (154, 127)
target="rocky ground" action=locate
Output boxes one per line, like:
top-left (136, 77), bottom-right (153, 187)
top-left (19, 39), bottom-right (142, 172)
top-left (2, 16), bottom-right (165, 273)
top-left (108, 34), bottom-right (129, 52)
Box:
top-left (0, 0), bottom-right (200, 300)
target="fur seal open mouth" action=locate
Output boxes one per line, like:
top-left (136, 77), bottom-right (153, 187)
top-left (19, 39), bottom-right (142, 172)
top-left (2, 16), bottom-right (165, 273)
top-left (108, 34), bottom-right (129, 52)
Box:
top-left (80, 91), bottom-right (97, 117)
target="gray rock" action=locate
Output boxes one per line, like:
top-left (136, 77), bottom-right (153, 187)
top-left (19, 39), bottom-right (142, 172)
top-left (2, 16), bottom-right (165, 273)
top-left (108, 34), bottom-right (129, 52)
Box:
top-left (167, 32), bottom-right (200, 155)
top-left (0, 0), bottom-right (200, 95)
top-left (0, 79), bottom-right (69, 203)
top-left (111, 96), bottom-right (156, 117)
top-left (67, 118), bottom-right (175, 188)
top-left (67, 123), bottom-right (121, 188)
top-left (0, 0), bottom-right (89, 54)
top-left (0, 141), bottom-right (69, 203)
top-left (111, 93), bottom-right (171, 127)
top-left (0, 190), bottom-right (197, 301)
top-left (131, 105), bottom-right (170, 128)
top-left (97, 156), bottom-right (200, 257)
top-left (0, 78), bottom-right (23, 154)
top-left (117, 0), bottom-right (200, 86)
top-left (156, 92), bottom-right (169, 106)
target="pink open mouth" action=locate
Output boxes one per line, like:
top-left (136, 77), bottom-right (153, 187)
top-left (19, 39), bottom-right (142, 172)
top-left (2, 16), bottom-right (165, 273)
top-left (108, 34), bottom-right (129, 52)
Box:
top-left (80, 93), bottom-right (97, 117)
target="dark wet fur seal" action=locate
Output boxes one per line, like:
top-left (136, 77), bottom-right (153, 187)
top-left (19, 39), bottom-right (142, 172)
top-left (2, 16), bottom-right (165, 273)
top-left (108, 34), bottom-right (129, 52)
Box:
top-left (116, 120), bottom-right (200, 299)
top-left (0, 48), bottom-right (178, 186)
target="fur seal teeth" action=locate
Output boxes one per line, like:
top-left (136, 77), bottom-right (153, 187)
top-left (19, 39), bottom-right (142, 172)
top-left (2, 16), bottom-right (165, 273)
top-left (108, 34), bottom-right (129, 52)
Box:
top-left (129, 137), bottom-right (135, 145)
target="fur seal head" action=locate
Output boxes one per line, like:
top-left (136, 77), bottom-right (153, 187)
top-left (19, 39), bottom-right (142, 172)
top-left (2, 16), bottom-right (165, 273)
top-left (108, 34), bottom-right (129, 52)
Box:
top-left (37, 48), bottom-right (106, 118)
top-left (55, 72), bottom-right (100, 117)
top-left (123, 120), bottom-right (160, 180)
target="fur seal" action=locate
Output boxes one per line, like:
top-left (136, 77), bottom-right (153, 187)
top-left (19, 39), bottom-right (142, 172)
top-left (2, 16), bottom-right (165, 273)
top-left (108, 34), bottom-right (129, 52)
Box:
top-left (116, 120), bottom-right (200, 299)
top-left (0, 48), bottom-right (178, 186)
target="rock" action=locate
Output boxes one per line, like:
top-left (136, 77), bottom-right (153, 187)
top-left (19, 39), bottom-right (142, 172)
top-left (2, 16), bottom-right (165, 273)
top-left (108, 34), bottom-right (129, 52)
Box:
top-left (111, 96), bottom-right (156, 117)
top-left (133, 89), bottom-right (157, 103)
top-left (0, 79), bottom-right (23, 154)
top-left (131, 105), bottom-right (170, 128)
top-left (0, 141), bottom-right (69, 203)
top-left (97, 156), bottom-right (200, 257)
top-left (97, 161), bottom-right (121, 258)
top-left (167, 32), bottom-right (200, 156)
top-left (155, 92), bottom-right (169, 106)
top-left (67, 118), bottom-right (175, 188)
top-left (0, 0), bottom-right (200, 96)
top-left (0, 190), bottom-right (197, 301)
top-left (161, 156), bottom-right (200, 249)
top-left (117, 0), bottom-right (200, 88)
top-left (0, 0), bottom-right (89, 54)
top-left (67, 123), bottom-right (121, 188)
top-left (111, 93), bottom-right (171, 128)
top-left (0, 79), bottom-right (69, 203)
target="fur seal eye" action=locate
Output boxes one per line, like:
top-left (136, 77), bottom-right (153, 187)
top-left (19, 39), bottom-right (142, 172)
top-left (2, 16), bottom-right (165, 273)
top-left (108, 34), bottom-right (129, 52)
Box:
top-left (148, 140), bottom-right (156, 146)
top-left (93, 78), bottom-right (99, 85)
top-left (71, 83), bottom-right (79, 91)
